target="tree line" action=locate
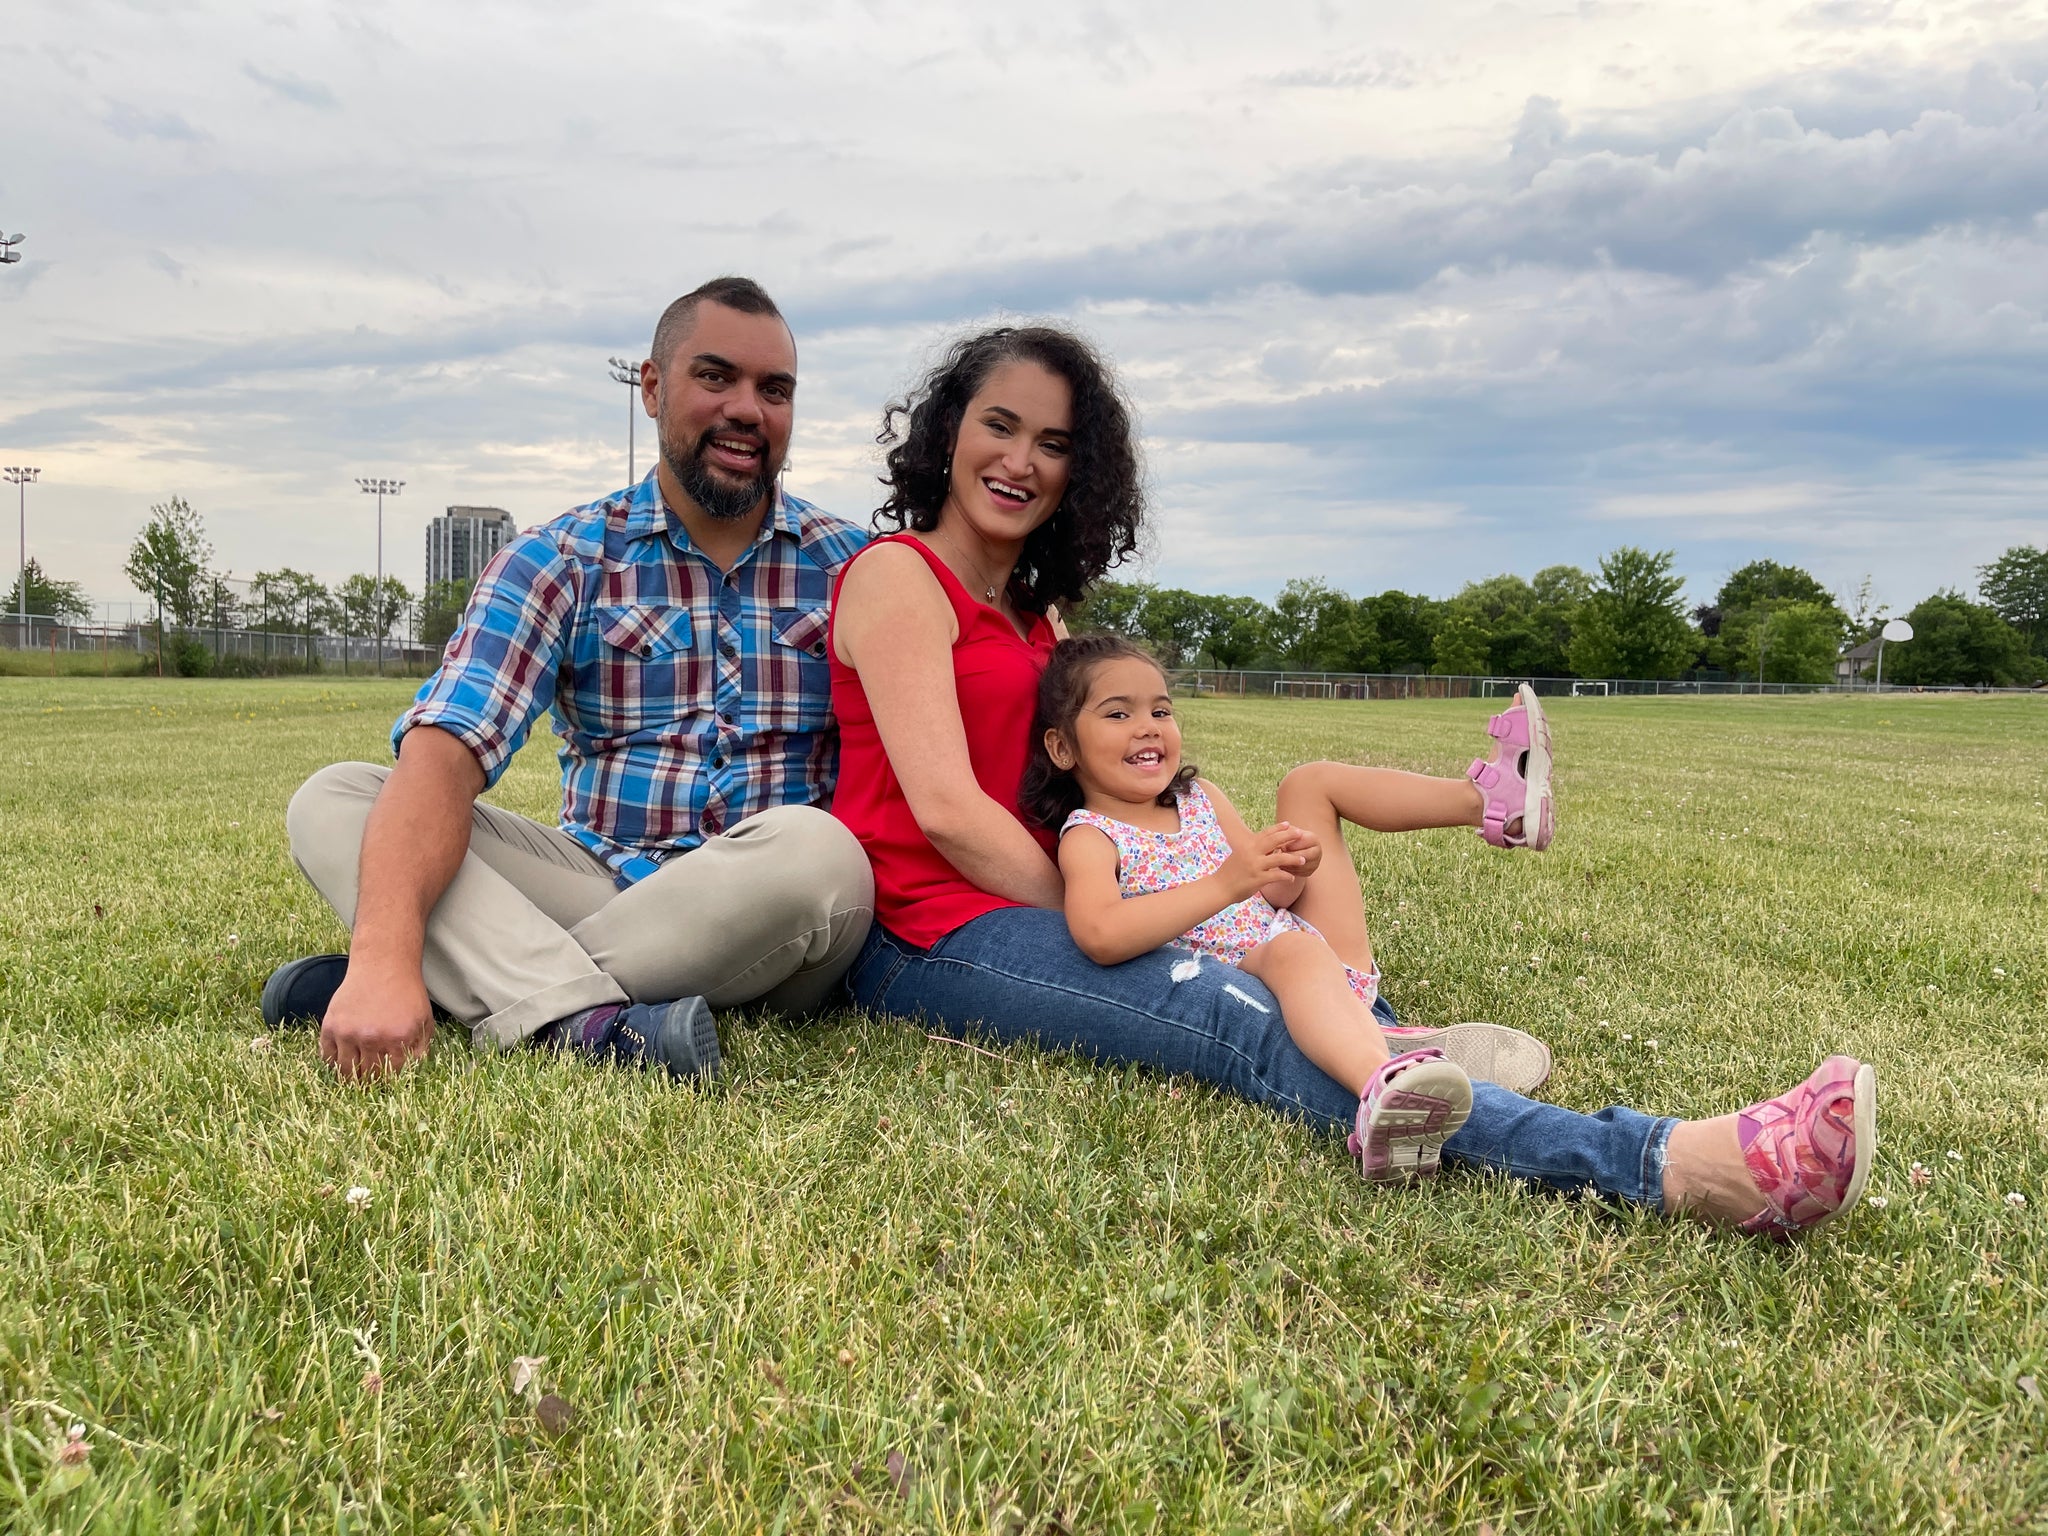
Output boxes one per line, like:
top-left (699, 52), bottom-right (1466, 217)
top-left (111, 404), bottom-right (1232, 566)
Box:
top-left (12, 498), bottom-right (2044, 688)
top-left (1068, 545), bottom-right (2048, 688)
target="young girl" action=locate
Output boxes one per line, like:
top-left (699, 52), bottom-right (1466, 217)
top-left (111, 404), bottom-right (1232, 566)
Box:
top-left (1022, 634), bottom-right (1555, 1182)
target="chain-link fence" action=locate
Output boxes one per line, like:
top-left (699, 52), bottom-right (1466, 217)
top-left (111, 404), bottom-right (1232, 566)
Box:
top-left (1, 613), bottom-right (435, 674)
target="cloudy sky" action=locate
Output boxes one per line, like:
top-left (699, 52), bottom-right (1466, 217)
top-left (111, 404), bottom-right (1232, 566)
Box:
top-left (5, 0), bottom-right (2046, 619)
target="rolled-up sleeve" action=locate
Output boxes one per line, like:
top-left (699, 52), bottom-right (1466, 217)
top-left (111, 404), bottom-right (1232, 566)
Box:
top-left (392, 533), bottom-right (580, 788)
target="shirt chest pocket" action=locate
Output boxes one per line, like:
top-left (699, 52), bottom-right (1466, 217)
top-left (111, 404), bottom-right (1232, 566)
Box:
top-left (749, 605), bottom-right (833, 733)
top-left (588, 604), bottom-right (709, 733)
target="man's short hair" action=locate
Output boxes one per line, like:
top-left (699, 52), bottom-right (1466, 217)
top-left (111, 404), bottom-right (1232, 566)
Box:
top-left (649, 277), bottom-right (786, 372)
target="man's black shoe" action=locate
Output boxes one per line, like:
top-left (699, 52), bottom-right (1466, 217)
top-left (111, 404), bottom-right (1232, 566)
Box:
top-left (260, 953), bottom-right (350, 1028)
top-left (552, 996), bottom-right (722, 1083)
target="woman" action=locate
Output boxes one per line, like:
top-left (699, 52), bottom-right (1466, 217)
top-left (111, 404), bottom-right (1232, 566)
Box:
top-left (828, 324), bottom-right (1874, 1236)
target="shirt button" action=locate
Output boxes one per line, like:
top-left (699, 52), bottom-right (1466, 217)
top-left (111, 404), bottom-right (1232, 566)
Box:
top-left (702, 812), bottom-right (722, 835)
top-left (719, 639), bottom-right (739, 660)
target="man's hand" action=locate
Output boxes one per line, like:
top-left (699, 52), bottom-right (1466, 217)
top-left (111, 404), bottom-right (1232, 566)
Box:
top-left (319, 960), bottom-right (435, 1080)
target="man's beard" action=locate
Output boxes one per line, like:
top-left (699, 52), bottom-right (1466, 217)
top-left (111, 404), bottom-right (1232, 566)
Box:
top-left (665, 426), bottom-right (778, 522)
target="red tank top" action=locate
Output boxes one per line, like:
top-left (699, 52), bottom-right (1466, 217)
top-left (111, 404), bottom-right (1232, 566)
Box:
top-left (829, 533), bottom-right (1057, 948)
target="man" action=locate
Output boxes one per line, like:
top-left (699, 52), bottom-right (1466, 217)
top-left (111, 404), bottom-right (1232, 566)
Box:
top-left (267, 276), bottom-right (873, 1080)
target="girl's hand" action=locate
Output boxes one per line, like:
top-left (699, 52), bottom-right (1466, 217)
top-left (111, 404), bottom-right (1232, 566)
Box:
top-left (1278, 825), bottom-right (1322, 880)
top-left (1221, 823), bottom-right (1307, 901)
top-left (1257, 825), bottom-right (1321, 909)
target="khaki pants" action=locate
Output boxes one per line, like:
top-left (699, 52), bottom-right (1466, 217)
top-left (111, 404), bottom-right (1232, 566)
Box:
top-left (285, 762), bottom-right (875, 1051)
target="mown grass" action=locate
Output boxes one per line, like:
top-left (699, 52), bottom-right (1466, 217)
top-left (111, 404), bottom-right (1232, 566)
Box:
top-left (1, 679), bottom-right (2043, 1534)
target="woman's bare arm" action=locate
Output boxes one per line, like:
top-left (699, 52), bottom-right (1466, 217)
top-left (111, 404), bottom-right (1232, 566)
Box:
top-left (834, 544), bottom-right (1063, 909)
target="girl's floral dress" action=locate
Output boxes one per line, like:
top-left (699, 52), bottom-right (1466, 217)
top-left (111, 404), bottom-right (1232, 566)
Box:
top-left (1061, 779), bottom-right (1379, 1004)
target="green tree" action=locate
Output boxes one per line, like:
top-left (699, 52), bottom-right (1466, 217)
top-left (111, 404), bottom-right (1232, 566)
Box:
top-left (1743, 602), bottom-right (1843, 684)
top-left (1715, 560), bottom-right (1848, 679)
top-left (1267, 578), bottom-right (1358, 670)
top-left (1198, 594), bottom-right (1272, 669)
top-left (2, 558), bottom-right (93, 621)
top-left (1430, 605), bottom-right (1490, 676)
top-left (1066, 580), bottom-right (1149, 638)
top-left (338, 574), bottom-right (412, 643)
top-left (418, 578), bottom-right (475, 650)
top-left (1134, 587), bottom-right (1211, 668)
top-left (1530, 564), bottom-right (1592, 676)
top-left (250, 568), bottom-right (332, 633)
top-left (1355, 590), bottom-right (1442, 673)
top-left (1977, 544), bottom-right (2048, 656)
top-left (1567, 546), bottom-right (1695, 680)
top-left (1716, 559), bottom-right (1838, 614)
top-left (124, 496), bottom-right (213, 625)
top-left (1444, 574), bottom-right (1540, 676)
top-left (1885, 591), bottom-right (2035, 687)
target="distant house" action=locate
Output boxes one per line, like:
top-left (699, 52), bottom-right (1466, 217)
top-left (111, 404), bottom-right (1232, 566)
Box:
top-left (1836, 636), bottom-right (1881, 685)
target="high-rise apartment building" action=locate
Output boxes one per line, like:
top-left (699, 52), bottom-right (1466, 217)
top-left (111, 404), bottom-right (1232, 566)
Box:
top-left (425, 506), bottom-right (518, 590)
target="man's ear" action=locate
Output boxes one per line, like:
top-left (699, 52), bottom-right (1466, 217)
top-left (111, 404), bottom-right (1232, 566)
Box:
top-left (1043, 729), bottom-right (1074, 770)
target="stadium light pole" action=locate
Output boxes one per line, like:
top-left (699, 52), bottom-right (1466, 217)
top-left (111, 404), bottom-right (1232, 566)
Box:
top-left (4, 466), bottom-right (39, 632)
top-left (356, 478), bottom-right (403, 675)
top-left (608, 358), bottom-right (643, 484)
top-left (0, 231), bottom-right (23, 267)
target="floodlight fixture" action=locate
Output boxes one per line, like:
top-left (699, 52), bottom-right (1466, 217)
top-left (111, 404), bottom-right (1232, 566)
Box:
top-left (607, 357), bottom-right (645, 484)
top-left (0, 231), bottom-right (23, 265)
top-left (356, 477), bottom-right (404, 674)
top-left (4, 466), bottom-right (39, 628)
top-left (1875, 617), bottom-right (1913, 691)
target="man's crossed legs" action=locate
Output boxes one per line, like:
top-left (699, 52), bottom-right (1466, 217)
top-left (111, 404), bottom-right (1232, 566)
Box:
top-left (280, 762), bottom-right (874, 1069)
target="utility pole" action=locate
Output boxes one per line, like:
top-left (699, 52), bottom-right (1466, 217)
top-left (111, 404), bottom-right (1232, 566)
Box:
top-left (4, 466), bottom-right (38, 636)
top-left (355, 478), bottom-right (403, 675)
top-left (609, 358), bottom-right (643, 484)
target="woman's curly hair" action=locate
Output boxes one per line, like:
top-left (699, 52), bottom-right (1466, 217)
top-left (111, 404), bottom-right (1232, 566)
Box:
top-left (1021, 633), bottom-right (1197, 832)
top-left (873, 325), bottom-right (1144, 612)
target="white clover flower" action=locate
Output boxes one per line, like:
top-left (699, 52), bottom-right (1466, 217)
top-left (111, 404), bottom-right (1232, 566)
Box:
top-left (1946, 1150), bottom-right (1964, 1163)
top-left (1645, 1039), bottom-right (1660, 1050)
top-left (2007, 1192), bottom-right (2027, 1208)
top-left (344, 1186), bottom-right (373, 1211)
top-left (1866, 1196), bottom-right (1888, 1209)
top-left (1991, 967), bottom-right (2007, 978)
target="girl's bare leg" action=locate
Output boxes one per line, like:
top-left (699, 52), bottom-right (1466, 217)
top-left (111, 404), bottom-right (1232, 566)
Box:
top-left (1275, 761), bottom-right (1483, 969)
top-left (1239, 930), bottom-right (1388, 1097)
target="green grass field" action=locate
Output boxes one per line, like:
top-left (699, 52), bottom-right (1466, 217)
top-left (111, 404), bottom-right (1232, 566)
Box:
top-left (1, 679), bottom-right (2043, 1533)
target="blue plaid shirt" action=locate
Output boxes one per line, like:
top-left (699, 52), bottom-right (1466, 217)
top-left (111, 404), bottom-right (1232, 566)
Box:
top-left (395, 471), bottom-right (869, 886)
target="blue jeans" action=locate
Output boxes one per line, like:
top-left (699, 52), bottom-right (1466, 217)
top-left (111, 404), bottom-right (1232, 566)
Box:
top-left (848, 909), bottom-right (1675, 1209)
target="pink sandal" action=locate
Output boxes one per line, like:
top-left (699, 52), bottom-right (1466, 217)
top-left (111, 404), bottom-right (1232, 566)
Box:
top-left (1736, 1056), bottom-right (1877, 1238)
top-left (1348, 1049), bottom-right (1473, 1182)
top-left (1467, 683), bottom-right (1553, 850)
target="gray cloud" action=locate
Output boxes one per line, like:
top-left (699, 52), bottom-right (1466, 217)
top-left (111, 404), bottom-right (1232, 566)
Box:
top-left (103, 100), bottom-right (207, 142)
top-left (242, 62), bottom-right (339, 109)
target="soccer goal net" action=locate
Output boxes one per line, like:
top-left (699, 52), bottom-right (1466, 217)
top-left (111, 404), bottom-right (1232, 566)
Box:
top-left (1571, 680), bottom-right (1611, 696)
top-left (1480, 677), bottom-right (1526, 697)
top-left (1273, 679), bottom-right (1338, 699)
